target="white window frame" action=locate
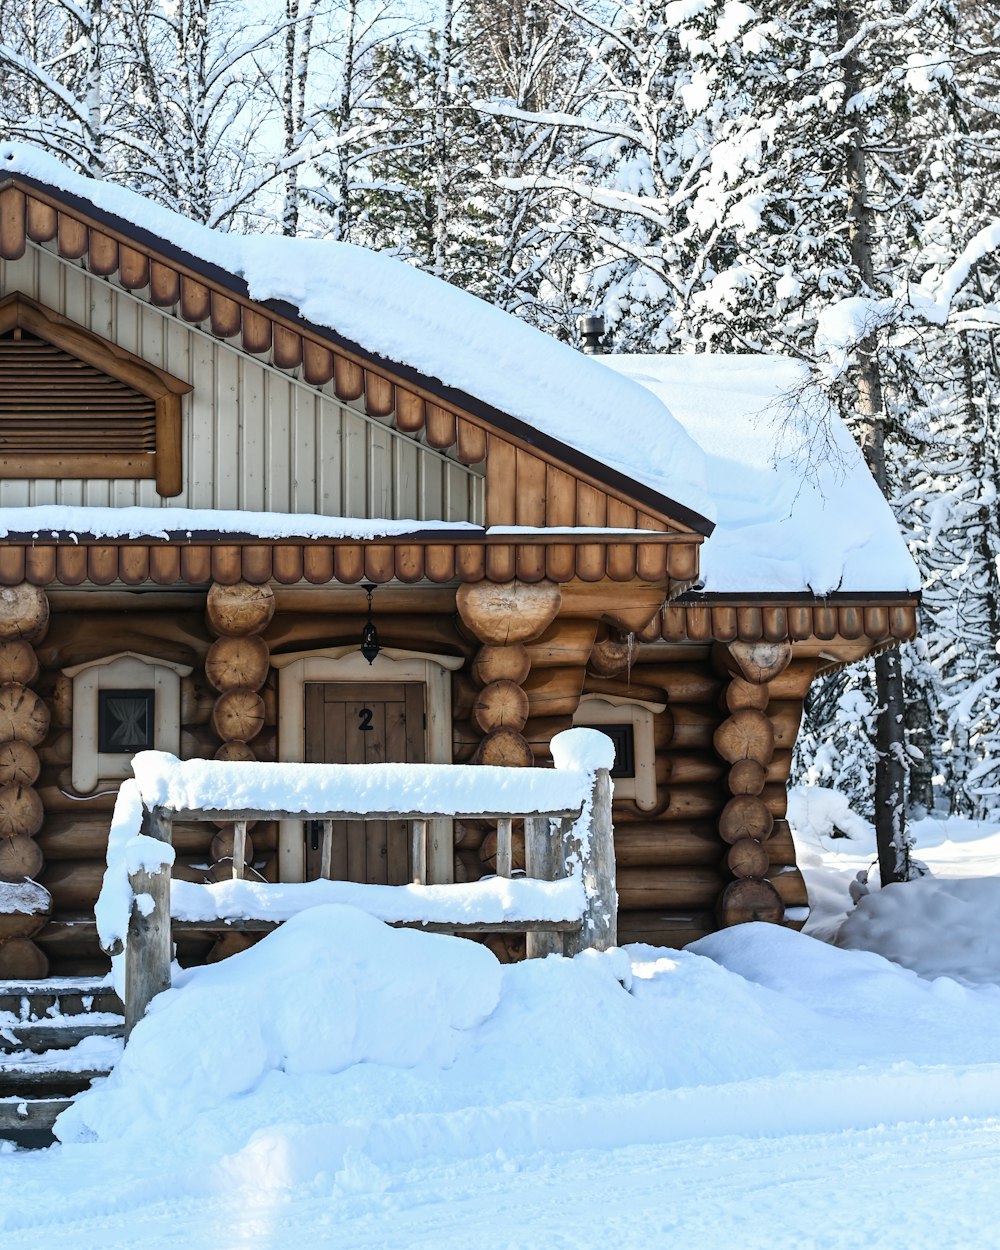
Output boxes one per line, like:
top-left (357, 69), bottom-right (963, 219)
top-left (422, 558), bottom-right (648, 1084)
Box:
top-left (573, 693), bottom-right (665, 812)
top-left (65, 651), bottom-right (191, 794)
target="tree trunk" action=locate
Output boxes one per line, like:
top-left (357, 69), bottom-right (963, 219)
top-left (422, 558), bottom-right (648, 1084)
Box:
top-left (836, 0), bottom-right (911, 883)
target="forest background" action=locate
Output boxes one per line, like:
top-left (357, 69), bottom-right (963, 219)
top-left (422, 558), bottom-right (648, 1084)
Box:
top-left (1, 0), bottom-right (998, 830)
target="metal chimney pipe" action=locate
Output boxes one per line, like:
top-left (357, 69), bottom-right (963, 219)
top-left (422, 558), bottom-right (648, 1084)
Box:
top-left (577, 313), bottom-right (606, 354)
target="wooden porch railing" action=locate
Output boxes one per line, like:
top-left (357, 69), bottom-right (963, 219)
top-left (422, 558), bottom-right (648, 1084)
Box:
top-left (122, 765), bottom-right (615, 1038)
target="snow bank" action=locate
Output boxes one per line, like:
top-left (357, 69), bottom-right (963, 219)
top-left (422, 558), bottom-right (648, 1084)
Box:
top-left (53, 919), bottom-right (1000, 1166)
top-left (0, 143), bottom-right (714, 524)
top-left (789, 786), bottom-right (1000, 984)
top-left (601, 353), bottom-right (919, 594)
top-left (837, 877), bottom-right (1000, 986)
top-left (57, 905), bottom-right (502, 1145)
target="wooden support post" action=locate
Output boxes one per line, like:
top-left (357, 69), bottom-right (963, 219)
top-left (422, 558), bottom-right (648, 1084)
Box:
top-left (125, 806), bottom-right (173, 1040)
top-left (412, 818), bottom-right (428, 884)
top-left (495, 817), bottom-right (513, 878)
top-left (231, 820), bottom-right (247, 880)
top-left (319, 819), bottom-right (333, 880)
top-left (564, 768), bottom-right (617, 956)
top-left (525, 814), bottom-right (565, 959)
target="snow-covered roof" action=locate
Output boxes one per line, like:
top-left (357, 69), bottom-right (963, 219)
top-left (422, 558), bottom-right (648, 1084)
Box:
top-left (0, 144), bottom-right (713, 529)
top-left (600, 355), bottom-right (920, 596)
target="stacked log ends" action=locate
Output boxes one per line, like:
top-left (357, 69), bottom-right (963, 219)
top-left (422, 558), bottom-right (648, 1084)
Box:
top-left (211, 688), bottom-right (266, 743)
top-left (719, 878), bottom-right (784, 926)
top-left (456, 580), bottom-right (561, 645)
top-left (214, 740), bottom-right (256, 763)
top-left (472, 644), bottom-right (530, 686)
top-left (460, 584), bottom-right (550, 908)
top-left (472, 680), bottom-right (529, 735)
top-left (206, 581), bottom-right (275, 638)
top-left (473, 722), bottom-right (533, 770)
top-left (589, 630), bottom-right (633, 679)
top-left (715, 641), bottom-right (790, 930)
top-left (0, 584), bottom-right (49, 643)
top-left (713, 709), bottom-right (773, 766)
top-left (727, 640), bottom-right (793, 685)
top-left (205, 635), bottom-right (270, 693)
top-left (205, 582), bottom-right (273, 883)
top-left (0, 583), bottom-right (51, 977)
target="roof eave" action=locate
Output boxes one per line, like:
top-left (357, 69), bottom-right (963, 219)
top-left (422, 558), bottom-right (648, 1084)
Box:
top-left (0, 172), bottom-right (715, 538)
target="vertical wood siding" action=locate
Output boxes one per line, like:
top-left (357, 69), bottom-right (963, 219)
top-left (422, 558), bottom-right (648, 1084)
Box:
top-left (0, 246), bottom-right (485, 523)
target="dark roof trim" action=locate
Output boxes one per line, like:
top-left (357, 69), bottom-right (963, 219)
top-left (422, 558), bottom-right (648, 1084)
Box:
top-left (2, 172), bottom-right (715, 538)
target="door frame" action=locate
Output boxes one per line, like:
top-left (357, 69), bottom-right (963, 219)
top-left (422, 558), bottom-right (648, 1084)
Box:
top-left (271, 645), bottom-right (463, 883)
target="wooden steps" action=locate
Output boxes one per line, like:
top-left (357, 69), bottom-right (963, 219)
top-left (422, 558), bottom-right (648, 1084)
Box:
top-left (0, 976), bottom-right (123, 1146)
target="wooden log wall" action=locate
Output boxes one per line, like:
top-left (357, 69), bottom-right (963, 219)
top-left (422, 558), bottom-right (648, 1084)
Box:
top-left (10, 581), bottom-right (822, 974)
top-left (448, 607), bottom-right (818, 955)
top-left (0, 583), bottom-right (52, 978)
top-left (32, 590), bottom-right (483, 972)
top-left (605, 643), bottom-right (815, 949)
top-left (20, 594), bottom-right (286, 974)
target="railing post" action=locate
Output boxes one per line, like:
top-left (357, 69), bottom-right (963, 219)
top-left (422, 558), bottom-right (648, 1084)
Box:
top-left (412, 819), bottom-right (428, 884)
top-left (125, 805), bottom-right (173, 1040)
top-left (564, 767), bottom-right (617, 956)
top-left (525, 814), bottom-right (566, 959)
top-left (232, 820), bottom-right (247, 880)
top-left (495, 817), bottom-right (513, 879)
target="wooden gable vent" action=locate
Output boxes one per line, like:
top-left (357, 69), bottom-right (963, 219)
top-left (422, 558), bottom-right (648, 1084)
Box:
top-left (0, 293), bottom-right (191, 496)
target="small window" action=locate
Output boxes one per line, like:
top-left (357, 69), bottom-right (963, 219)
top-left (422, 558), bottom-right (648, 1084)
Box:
top-left (98, 689), bottom-right (155, 753)
top-left (578, 722), bottom-right (635, 778)
top-left (573, 694), bottom-right (664, 812)
top-left (68, 651), bottom-right (190, 793)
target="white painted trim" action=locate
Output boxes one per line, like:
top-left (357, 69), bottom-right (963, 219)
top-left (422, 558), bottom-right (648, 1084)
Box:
top-left (277, 647), bottom-right (457, 884)
top-left (574, 694), bottom-right (660, 813)
top-left (70, 653), bottom-right (188, 793)
top-left (64, 651), bottom-right (193, 680)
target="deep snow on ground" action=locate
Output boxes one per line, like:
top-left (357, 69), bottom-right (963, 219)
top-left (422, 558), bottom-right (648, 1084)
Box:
top-left (3, 803), bottom-right (1000, 1249)
top-left (790, 784), bottom-right (1000, 983)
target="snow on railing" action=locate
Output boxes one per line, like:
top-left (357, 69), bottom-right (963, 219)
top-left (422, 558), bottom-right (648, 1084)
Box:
top-left (97, 728), bottom-right (617, 1037)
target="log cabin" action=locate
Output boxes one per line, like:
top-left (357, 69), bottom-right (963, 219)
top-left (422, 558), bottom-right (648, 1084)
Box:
top-left (0, 143), bottom-right (919, 979)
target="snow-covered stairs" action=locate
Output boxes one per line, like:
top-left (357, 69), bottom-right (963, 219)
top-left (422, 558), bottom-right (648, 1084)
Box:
top-left (0, 977), bottom-right (124, 1145)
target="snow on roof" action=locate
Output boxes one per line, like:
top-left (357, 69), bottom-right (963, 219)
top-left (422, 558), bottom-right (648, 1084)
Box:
top-left (600, 354), bottom-right (920, 595)
top-left (0, 143), bottom-right (714, 526)
top-left (0, 507), bottom-right (481, 541)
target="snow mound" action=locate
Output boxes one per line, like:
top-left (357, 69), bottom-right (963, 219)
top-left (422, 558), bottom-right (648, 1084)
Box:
top-left (57, 905), bottom-right (502, 1145)
top-left (837, 877), bottom-right (1000, 987)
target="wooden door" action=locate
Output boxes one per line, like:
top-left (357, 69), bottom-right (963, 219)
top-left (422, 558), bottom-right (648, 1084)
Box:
top-left (303, 681), bottom-right (425, 885)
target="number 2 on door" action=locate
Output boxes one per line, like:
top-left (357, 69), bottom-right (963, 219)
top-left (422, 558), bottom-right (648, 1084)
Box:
top-left (358, 707), bottom-right (374, 732)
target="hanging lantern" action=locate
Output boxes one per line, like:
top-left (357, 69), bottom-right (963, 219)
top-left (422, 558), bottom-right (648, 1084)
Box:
top-left (360, 582), bottom-right (380, 665)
